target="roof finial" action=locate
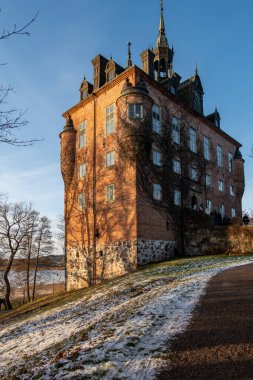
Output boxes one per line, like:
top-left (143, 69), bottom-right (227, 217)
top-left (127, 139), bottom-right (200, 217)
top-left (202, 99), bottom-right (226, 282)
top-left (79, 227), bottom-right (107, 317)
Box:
top-left (126, 42), bottom-right (132, 68)
top-left (159, 0), bottom-right (165, 34)
top-left (195, 64), bottom-right (198, 76)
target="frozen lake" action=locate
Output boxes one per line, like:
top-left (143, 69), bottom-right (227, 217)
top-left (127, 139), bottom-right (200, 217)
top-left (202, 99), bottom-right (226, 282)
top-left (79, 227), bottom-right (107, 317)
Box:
top-left (0, 269), bottom-right (65, 286)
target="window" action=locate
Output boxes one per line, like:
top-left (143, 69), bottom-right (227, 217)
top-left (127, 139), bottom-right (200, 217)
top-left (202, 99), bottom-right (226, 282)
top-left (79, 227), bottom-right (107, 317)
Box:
top-left (217, 144), bottom-right (222, 167)
top-left (172, 117), bottom-right (180, 144)
top-left (219, 204), bottom-right (225, 217)
top-left (106, 184), bottom-right (115, 202)
top-left (218, 179), bottom-right (224, 192)
top-left (190, 167), bottom-right (198, 181)
top-left (152, 149), bottom-right (162, 166)
top-left (81, 88), bottom-right (88, 100)
top-left (78, 192), bottom-right (85, 209)
top-left (79, 121), bottom-right (87, 148)
top-left (203, 136), bottom-right (210, 160)
top-left (173, 159), bottom-right (181, 174)
top-left (189, 127), bottom-right (197, 153)
top-left (153, 183), bottom-right (162, 201)
top-left (229, 184), bottom-right (235, 196)
top-left (231, 208), bottom-right (236, 218)
top-left (174, 190), bottom-right (181, 206)
top-left (152, 104), bottom-right (161, 133)
top-left (228, 152), bottom-right (233, 172)
top-left (206, 200), bottom-right (212, 214)
top-left (78, 163), bottom-right (86, 178)
top-left (106, 104), bottom-right (115, 135)
top-left (108, 70), bottom-right (115, 81)
top-left (106, 151), bottom-right (115, 167)
top-left (205, 174), bottom-right (211, 189)
top-left (128, 104), bottom-right (143, 119)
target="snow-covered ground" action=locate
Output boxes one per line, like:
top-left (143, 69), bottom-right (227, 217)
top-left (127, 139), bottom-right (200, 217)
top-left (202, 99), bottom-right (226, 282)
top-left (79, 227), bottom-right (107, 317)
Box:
top-left (1, 255), bottom-right (253, 380)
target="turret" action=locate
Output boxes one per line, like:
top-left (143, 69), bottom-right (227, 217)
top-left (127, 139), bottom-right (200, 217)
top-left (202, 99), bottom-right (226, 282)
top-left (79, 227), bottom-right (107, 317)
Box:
top-left (233, 146), bottom-right (245, 199)
top-left (60, 114), bottom-right (76, 188)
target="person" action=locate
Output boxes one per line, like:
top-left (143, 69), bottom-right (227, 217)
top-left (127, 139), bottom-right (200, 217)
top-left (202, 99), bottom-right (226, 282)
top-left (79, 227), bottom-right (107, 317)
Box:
top-left (242, 214), bottom-right (250, 226)
top-left (199, 203), bottom-right (204, 212)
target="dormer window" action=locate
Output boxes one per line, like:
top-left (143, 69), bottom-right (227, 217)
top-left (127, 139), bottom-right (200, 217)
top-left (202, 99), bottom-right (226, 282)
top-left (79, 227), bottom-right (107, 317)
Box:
top-left (107, 70), bottom-right (115, 81)
top-left (170, 86), bottom-right (176, 95)
top-left (194, 89), bottom-right (201, 113)
top-left (105, 59), bottom-right (116, 82)
top-left (81, 88), bottom-right (88, 100)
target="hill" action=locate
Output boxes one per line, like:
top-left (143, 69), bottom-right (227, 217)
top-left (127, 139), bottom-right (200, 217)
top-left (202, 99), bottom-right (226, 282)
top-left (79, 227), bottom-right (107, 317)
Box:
top-left (0, 255), bottom-right (64, 271)
top-left (1, 255), bottom-right (253, 380)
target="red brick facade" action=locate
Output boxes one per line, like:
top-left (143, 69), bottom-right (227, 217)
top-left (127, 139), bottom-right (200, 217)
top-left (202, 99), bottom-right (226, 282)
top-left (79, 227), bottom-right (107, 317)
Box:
top-left (60, 5), bottom-right (244, 290)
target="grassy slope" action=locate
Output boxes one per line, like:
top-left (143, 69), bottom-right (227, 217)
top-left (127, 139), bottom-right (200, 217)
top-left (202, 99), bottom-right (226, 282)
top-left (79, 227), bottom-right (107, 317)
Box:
top-left (0, 254), bottom-right (251, 325)
top-left (1, 255), bottom-right (253, 380)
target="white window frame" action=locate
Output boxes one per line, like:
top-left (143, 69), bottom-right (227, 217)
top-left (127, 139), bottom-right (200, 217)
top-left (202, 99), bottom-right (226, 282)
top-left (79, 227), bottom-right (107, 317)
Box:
top-left (106, 104), bottom-right (115, 135)
top-left (228, 152), bottom-right (233, 172)
top-left (173, 159), bottom-right (181, 174)
top-left (206, 200), bottom-right (212, 214)
top-left (153, 183), bottom-right (162, 201)
top-left (78, 163), bottom-right (86, 178)
top-left (78, 192), bottom-right (86, 209)
top-left (79, 121), bottom-right (87, 148)
top-left (152, 104), bottom-right (161, 134)
top-left (174, 189), bottom-right (181, 206)
top-left (219, 204), bottom-right (225, 217)
top-left (106, 151), bottom-right (115, 168)
top-left (189, 127), bottom-right (197, 153)
top-left (217, 144), bottom-right (223, 167)
top-left (128, 104), bottom-right (143, 119)
top-left (152, 149), bottom-right (162, 166)
top-left (106, 184), bottom-right (115, 202)
top-left (205, 174), bottom-right (211, 189)
top-left (229, 184), bottom-right (235, 196)
top-left (218, 179), bottom-right (224, 192)
top-left (231, 208), bottom-right (236, 218)
top-left (172, 116), bottom-right (180, 144)
top-left (190, 166), bottom-right (198, 181)
top-left (203, 136), bottom-right (210, 160)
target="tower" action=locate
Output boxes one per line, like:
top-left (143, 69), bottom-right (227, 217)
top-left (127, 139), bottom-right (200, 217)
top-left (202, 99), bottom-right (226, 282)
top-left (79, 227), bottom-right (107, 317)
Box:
top-left (153, 0), bottom-right (174, 80)
top-left (140, 0), bottom-right (180, 92)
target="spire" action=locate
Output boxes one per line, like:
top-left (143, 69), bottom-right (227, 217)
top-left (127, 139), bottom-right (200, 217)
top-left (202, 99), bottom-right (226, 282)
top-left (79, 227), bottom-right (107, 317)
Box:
top-left (159, 0), bottom-right (165, 33)
top-left (156, 0), bottom-right (168, 48)
top-left (126, 42), bottom-right (132, 68)
top-left (195, 64), bottom-right (198, 77)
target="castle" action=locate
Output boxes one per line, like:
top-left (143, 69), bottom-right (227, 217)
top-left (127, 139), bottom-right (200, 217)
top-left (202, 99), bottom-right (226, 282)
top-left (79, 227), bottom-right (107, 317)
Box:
top-left (60, 2), bottom-right (245, 290)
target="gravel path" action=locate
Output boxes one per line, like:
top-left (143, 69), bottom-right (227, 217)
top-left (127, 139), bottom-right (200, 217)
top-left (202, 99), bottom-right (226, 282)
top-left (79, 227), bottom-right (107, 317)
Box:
top-left (157, 263), bottom-right (253, 380)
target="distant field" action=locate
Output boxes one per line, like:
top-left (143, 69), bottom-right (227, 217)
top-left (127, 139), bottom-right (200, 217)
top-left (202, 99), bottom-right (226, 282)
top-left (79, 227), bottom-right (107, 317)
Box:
top-left (1, 255), bottom-right (253, 380)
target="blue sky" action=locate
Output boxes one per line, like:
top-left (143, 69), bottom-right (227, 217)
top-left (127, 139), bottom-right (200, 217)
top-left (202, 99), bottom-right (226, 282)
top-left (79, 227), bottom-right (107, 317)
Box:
top-left (1, 0), bottom-right (253, 221)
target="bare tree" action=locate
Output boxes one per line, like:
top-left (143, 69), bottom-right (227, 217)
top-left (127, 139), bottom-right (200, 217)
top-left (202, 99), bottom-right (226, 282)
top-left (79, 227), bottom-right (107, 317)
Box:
top-left (24, 210), bottom-right (39, 302)
top-left (0, 10), bottom-right (39, 146)
top-left (0, 199), bottom-right (34, 309)
top-left (32, 216), bottom-right (53, 301)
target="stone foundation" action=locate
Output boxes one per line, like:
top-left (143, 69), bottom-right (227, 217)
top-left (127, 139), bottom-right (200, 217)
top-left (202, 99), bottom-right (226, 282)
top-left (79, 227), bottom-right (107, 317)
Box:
top-left (137, 239), bottom-right (176, 265)
top-left (185, 226), bottom-right (253, 256)
top-left (66, 240), bottom-right (137, 291)
top-left (66, 238), bottom-right (176, 290)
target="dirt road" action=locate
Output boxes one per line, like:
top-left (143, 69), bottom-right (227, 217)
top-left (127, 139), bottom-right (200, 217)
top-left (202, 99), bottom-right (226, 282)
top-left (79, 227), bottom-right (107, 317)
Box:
top-left (157, 263), bottom-right (253, 380)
